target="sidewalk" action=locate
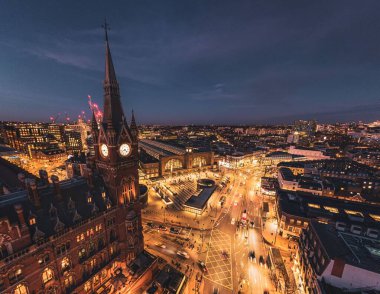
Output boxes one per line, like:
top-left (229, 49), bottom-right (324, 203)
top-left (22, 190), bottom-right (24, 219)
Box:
top-left (142, 185), bottom-right (229, 231)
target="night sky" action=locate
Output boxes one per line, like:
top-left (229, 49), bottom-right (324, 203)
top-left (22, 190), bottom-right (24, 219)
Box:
top-left (1, 1), bottom-right (380, 125)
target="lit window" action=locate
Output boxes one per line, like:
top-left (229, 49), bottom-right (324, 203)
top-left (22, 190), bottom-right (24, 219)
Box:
top-left (93, 274), bottom-right (100, 285)
top-left (61, 257), bottom-right (70, 272)
top-left (42, 268), bottom-right (54, 284)
top-left (64, 275), bottom-right (74, 288)
top-left (84, 282), bottom-right (91, 293)
top-left (29, 216), bottom-right (36, 225)
top-left (324, 206), bottom-right (338, 214)
top-left (308, 203), bottom-right (320, 209)
top-left (344, 210), bottom-right (363, 218)
top-left (369, 214), bottom-right (380, 222)
top-left (87, 196), bottom-right (92, 203)
top-left (13, 284), bottom-right (28, 294)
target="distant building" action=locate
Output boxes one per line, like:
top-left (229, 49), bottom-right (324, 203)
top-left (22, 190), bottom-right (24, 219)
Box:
top-left (63, 130), bottom-right (83, 154)
top-left (1, 122), bottom-right (66, 158)
top-left (292, 120), bottom-right (317, 146)
top-left (288, 146), bottom-right (330, 160)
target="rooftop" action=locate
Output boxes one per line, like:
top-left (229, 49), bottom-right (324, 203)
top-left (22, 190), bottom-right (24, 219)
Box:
top-left (311, 220), bottom-right (380, 274)
top-left (278, 190), bottom-right (380, 231)
top-left (184, 186), bottom-right (216, 210)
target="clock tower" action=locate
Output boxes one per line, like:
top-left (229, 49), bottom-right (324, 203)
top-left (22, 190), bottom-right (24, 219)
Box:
top-left (91, 21), bottom-right (144, 259)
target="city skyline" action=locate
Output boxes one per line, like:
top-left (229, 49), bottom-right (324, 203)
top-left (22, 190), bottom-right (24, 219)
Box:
top-left (1, 1), bottom-right (380, 124)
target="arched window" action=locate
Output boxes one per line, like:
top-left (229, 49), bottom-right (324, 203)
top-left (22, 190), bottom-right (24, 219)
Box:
top-left (90, 258), bottom-right (97, 271)
top-left (89, 241), bottom-right (95, 255)
top-left (98, 238), bottom-right (105, 249)
top-left (42, 268), bottom-right (54, 284)
top-left (165, 159), bottom-right (183, 172)
top-left (192, 156), bottom-right (207, 168)
top-left (61, 257), bottom-right (71, 272)
top-left (84, 281), bottom-right (91, 293)
top-left (109, 229), bottom-right (117, 242)
top-left (64, 274), bottom-right (74, 289)
top-left (13, 284), bottom-right (28, 294)
top-left (121, 178), bottom-right (135, 204)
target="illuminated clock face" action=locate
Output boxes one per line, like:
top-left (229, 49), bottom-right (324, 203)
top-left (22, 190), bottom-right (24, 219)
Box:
top-left (119, 143), bottom-right (131, 157)
top-left (100, 144), bottom-right (108, 157)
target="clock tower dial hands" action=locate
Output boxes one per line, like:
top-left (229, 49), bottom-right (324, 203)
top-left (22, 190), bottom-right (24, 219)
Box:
top-left (101, 144), bottom-right (109, 157)
top-left (119, 143), bottom-right (131, 157)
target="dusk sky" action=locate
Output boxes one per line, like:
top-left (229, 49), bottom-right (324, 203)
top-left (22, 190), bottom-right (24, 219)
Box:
top-left (1, 1), bottom-right (380, 124)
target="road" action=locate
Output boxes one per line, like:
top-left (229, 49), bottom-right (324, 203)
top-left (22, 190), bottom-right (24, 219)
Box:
top-left (142, 164), bottom-right (277, 294)
top-left (203, 167), bottom-right (275, 294)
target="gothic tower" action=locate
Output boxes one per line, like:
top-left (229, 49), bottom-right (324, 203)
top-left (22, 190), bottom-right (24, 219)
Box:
top-left (92, 21), bottom-right (144, 259)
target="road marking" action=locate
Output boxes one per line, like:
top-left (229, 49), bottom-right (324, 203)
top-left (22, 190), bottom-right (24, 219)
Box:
top-left (205, 229), bottom-right (233, 290)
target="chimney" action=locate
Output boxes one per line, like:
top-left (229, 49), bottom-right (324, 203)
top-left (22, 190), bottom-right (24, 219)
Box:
top-left (14, 204), bottom-right (28, 234)
top-left (50, 175), bottom-right (63, 202)
top-left (26, 178), bottom-right (41, 209)
top-left (39, 170), bottom-right (49, 187)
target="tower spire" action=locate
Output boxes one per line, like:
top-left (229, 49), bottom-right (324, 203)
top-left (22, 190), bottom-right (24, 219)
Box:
top-left (101, 20), bottom-right (124, 129)
top-left (130, 109), bottom-right (138, 140)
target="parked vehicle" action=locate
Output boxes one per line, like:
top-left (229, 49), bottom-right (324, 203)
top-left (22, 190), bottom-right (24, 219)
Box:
top-left (198, 260), bottom-right (208, 273)
top-left (177, 250), bottom-right (189, 259)
top-left (170, 227), bottom-right (180, 234)
top-left (158, 225), bottom-right (167, 231)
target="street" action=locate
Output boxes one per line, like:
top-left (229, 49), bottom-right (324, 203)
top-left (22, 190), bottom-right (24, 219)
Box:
top-left (142, 163), bottom-right (278, 294)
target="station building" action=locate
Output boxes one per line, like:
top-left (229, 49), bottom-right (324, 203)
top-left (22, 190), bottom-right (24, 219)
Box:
top-left (139, 139), bottom-right (214, 178)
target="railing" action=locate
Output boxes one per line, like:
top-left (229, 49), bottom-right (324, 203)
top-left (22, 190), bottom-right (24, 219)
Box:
top-left (3, 248), bottom-right (30, 264)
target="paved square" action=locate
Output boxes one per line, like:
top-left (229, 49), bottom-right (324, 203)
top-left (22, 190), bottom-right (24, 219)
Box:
top-left (205, 229), bottom-right (233, 290)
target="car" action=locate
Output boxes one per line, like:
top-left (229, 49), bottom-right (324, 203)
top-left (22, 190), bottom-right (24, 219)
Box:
top-left (221, 250), bottom-right (229, 259)
top-left (248, 250), bottom-right (256, 262)
top-left (155, 242), bottom-right (166, 249)
top-left (177, 250), bottom-right (190, 259)
top-left (259, 255), bottom-right (265, 266)
top-left (158, 225), bottom-right (167, 231)
top-left (147, 222), bottom-right (155, 228)
top-left (231, 218), bottom-right (236, 225)
top-left (198, 260), bottom-right (208, 273)
top-left (170, 227), bottom-right (180, 234)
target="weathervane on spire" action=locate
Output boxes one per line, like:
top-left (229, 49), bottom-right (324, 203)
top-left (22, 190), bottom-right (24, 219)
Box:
top-left (102, 18), bottom-right (110, 42)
